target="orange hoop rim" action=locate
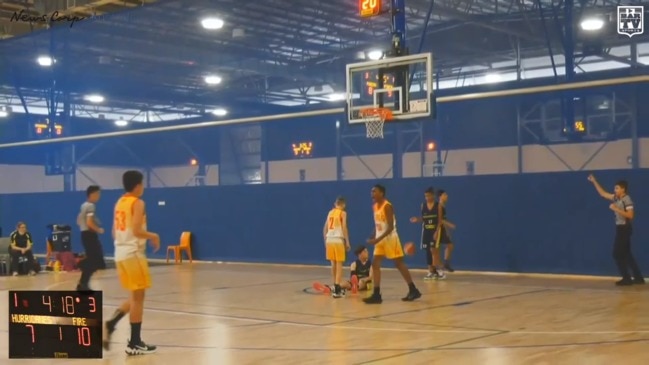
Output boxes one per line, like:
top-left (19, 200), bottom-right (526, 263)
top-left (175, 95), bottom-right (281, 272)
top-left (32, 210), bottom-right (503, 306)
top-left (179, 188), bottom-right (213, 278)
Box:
top-left (359, 107), bottom-right (394, 120)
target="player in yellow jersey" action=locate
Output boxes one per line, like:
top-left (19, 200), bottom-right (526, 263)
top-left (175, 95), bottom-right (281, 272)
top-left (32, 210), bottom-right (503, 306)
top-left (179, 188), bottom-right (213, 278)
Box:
top-left (102, 170), bottom-right (160, 355)
top-left (364, 184), bottom-right (421, 304)
top-left (323, 197), bottom-right (350, 298)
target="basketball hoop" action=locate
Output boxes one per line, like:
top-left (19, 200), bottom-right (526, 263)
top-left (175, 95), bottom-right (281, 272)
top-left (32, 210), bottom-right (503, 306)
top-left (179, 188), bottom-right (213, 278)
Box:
top-left (359, 107), bottom-right (393, 139)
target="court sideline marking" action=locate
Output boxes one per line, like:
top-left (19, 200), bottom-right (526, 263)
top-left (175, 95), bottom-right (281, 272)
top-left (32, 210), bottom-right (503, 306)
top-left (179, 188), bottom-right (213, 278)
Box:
top-left (3, 271), bottom-right (649, 362)
top-left (95, 304), bottom-right (649, 336)
top-left (353, 331), bottom-right (509, 365)
top-left (40, 275), bottom-right (649, 336)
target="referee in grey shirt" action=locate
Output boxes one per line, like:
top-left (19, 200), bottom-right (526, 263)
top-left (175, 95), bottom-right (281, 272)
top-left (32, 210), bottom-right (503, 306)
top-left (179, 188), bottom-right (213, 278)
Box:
top-left (588, 174), bottom-right (644, 286)
top-left (76, 185), bottom-right (106, 292)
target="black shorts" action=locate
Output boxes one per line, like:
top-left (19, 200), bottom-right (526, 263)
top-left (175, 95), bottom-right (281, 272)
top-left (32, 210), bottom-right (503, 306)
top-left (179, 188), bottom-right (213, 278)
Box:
top-left (79, 231), bottom-right (106, 271)
top-left (434, 228), bottom-right (452, 248)
top-left (422, 229), bottom-right (452, 249)
top-left (421, 230), bottom-right (435, 249)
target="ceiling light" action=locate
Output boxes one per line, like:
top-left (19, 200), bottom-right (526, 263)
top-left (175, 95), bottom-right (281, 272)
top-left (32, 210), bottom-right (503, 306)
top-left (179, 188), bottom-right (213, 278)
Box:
top-left (37, 56), bottom-right (53, 67)
top-left (114, 118), bottom-right (128, 127)
top-left (0, 107), bottom-right (8, 118)
top-left (84, 94), bottom-right (104, 103)
top-left (580, 18), bottom-right (604, 31)
top-left (201, 17), bottom-right (224, 30)
top-left (367, 50), bottom-right (383, 61)
top-left (211, 108), bottom-right (227, 116)
top-left (597, 100), bottom-right (610, 110)
top-left (484, 73), bottom-right (502, 83)
top-left (204, 75), bottom-right (222, 85)
top-left (327, 93), bottom-right (346, 102)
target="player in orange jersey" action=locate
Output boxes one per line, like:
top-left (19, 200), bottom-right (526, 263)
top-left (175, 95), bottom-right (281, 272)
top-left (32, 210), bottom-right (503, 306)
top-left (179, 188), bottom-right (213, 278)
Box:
top-left (364, 184), bottom-right (421, 304)
top-left (323, 196), bottom-right (351, 298)
top-left (102, 170), bottom-right (160, 355)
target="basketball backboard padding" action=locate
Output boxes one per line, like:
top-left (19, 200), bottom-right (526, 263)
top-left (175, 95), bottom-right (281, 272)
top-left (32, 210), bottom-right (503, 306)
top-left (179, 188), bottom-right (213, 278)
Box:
top-left (346, 53), bottom-right (433, 125)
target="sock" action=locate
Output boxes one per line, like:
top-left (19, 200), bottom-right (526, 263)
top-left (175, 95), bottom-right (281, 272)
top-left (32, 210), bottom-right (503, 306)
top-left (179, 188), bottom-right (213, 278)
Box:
top-left (334, 284), bottom-right (341, 294)
top-left (78, 270), bottom-right (91, 287)
top-left (373, 286), bottom-right (381, 296)
top-left (130, 322), bottom-right (142, 345)
top-left (106, 310), bottom-right (126, 330)
top-left (408, 282), bottom-right (417, 291)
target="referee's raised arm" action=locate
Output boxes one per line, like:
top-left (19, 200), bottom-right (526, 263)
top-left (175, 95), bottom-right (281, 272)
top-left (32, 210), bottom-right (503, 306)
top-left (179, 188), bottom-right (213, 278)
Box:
top-left (587, 174), bottom-right (614, 200)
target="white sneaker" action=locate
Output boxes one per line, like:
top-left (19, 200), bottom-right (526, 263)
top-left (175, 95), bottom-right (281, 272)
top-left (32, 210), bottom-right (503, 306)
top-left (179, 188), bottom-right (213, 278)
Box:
top-left (435, 271), bottom-right (447, 280)
top-left (424, 272), bottom-right (436, 281)
top-left (12, 272), bottom-right (18, 276)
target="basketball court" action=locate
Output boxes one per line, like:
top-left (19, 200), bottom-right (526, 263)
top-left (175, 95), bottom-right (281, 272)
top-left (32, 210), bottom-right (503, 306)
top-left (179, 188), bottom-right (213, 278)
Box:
top-left (2, 263), bottom-right (649, 364)
top-left (1, 0), bottom-right (648, 363)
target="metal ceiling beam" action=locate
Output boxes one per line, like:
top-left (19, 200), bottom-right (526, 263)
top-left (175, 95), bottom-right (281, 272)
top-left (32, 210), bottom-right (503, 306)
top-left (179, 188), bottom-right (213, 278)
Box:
top-left (597, 53), bottom-right (646, 68)
top-left (0, 23), bottom-right (325, 84)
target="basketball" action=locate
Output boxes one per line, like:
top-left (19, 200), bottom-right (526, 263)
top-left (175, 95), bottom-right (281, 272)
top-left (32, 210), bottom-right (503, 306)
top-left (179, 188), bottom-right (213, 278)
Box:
top-left (404, 242), bottom-right (415, 255)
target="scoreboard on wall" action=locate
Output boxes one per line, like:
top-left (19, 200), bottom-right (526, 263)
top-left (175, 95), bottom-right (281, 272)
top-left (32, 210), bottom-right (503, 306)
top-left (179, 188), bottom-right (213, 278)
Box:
top-left (31, 118), bottom-right (63, 139)
top-left (292, 141), bottom-right (313, 158)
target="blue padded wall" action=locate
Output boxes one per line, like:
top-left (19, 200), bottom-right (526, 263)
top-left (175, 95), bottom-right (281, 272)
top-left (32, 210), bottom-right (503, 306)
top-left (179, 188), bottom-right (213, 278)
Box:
top-left (2, 169), bottom-right (648, 276)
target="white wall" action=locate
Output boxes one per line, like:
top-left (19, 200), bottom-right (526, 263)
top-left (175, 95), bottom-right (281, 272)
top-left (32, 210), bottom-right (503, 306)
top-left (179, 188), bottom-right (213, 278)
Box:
top-left (638, 138), bottom-right (649, 168)
top-left (264, 138), bottom-right (647, 182)
top-left (403, 153), bottom-right (422, 178)
top-left (79, 164), bottom-right (219, 189)
top-left (149, 164), bottom-right (219, 187)
top-left (266, 155), bottom-right (395, 183)
top-left (0, 164), bottom-right (63, 193)
top-left (421, 146), bottom-right (519, 176)
top-left (409, 139), bottom-right (636, 177)
top-left (342, 154), bottom-right (393, 180)
top-left (522, 140), bottom-right (631, 173)
top-left (76, 165), bottom-right (135, 190)
top-left (0, 138), bottom-right (646, 192)
top-left (267, 158), bottom-right (336, 183)
top-left (0, 164), bottom-right (220, 194)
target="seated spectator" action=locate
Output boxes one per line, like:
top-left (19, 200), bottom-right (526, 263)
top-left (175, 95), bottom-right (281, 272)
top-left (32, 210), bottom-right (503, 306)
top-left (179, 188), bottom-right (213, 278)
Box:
top-left (10, 222), bottom-right (36, 276)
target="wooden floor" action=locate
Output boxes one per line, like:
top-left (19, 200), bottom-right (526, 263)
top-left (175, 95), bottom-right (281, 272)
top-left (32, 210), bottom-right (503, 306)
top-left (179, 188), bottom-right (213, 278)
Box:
top-left (2, 262), bottom-right (649, 365)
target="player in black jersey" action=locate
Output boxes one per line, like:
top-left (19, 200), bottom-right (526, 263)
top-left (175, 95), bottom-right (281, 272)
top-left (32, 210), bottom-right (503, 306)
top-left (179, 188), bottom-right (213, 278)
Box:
top-left (433, 190), bottom-right (456, 278)
top-left (410, 187), bottom-right (439, 280)
top-left (342, 245), bottom-right (373, 292)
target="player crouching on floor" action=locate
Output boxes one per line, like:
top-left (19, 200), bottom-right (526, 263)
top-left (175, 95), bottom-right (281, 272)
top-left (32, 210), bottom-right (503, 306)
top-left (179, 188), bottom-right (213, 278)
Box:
top-left (341, 245), bottom-right (373, 293)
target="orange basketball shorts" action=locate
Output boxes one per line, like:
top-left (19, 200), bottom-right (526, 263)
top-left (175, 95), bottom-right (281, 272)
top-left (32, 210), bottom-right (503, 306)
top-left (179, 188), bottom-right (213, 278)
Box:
top-left (373, 235), bottom-right (404, 259)
top-left (116, 255), bottom-right (151, 291)
top-left (326, 242), bottom-right (346, 262)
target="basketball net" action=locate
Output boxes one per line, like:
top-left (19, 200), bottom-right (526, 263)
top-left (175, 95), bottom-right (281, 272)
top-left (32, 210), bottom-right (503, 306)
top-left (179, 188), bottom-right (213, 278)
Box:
top-left (360, 108), bottom-right (393, 139)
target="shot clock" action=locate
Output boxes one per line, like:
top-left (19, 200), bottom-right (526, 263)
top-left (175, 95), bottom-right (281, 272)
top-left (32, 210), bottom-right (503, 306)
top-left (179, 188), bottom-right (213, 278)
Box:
top-left (359, 0), bottom-right (381, 17)
top-left (8, 291), bottom-right (103, 359)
